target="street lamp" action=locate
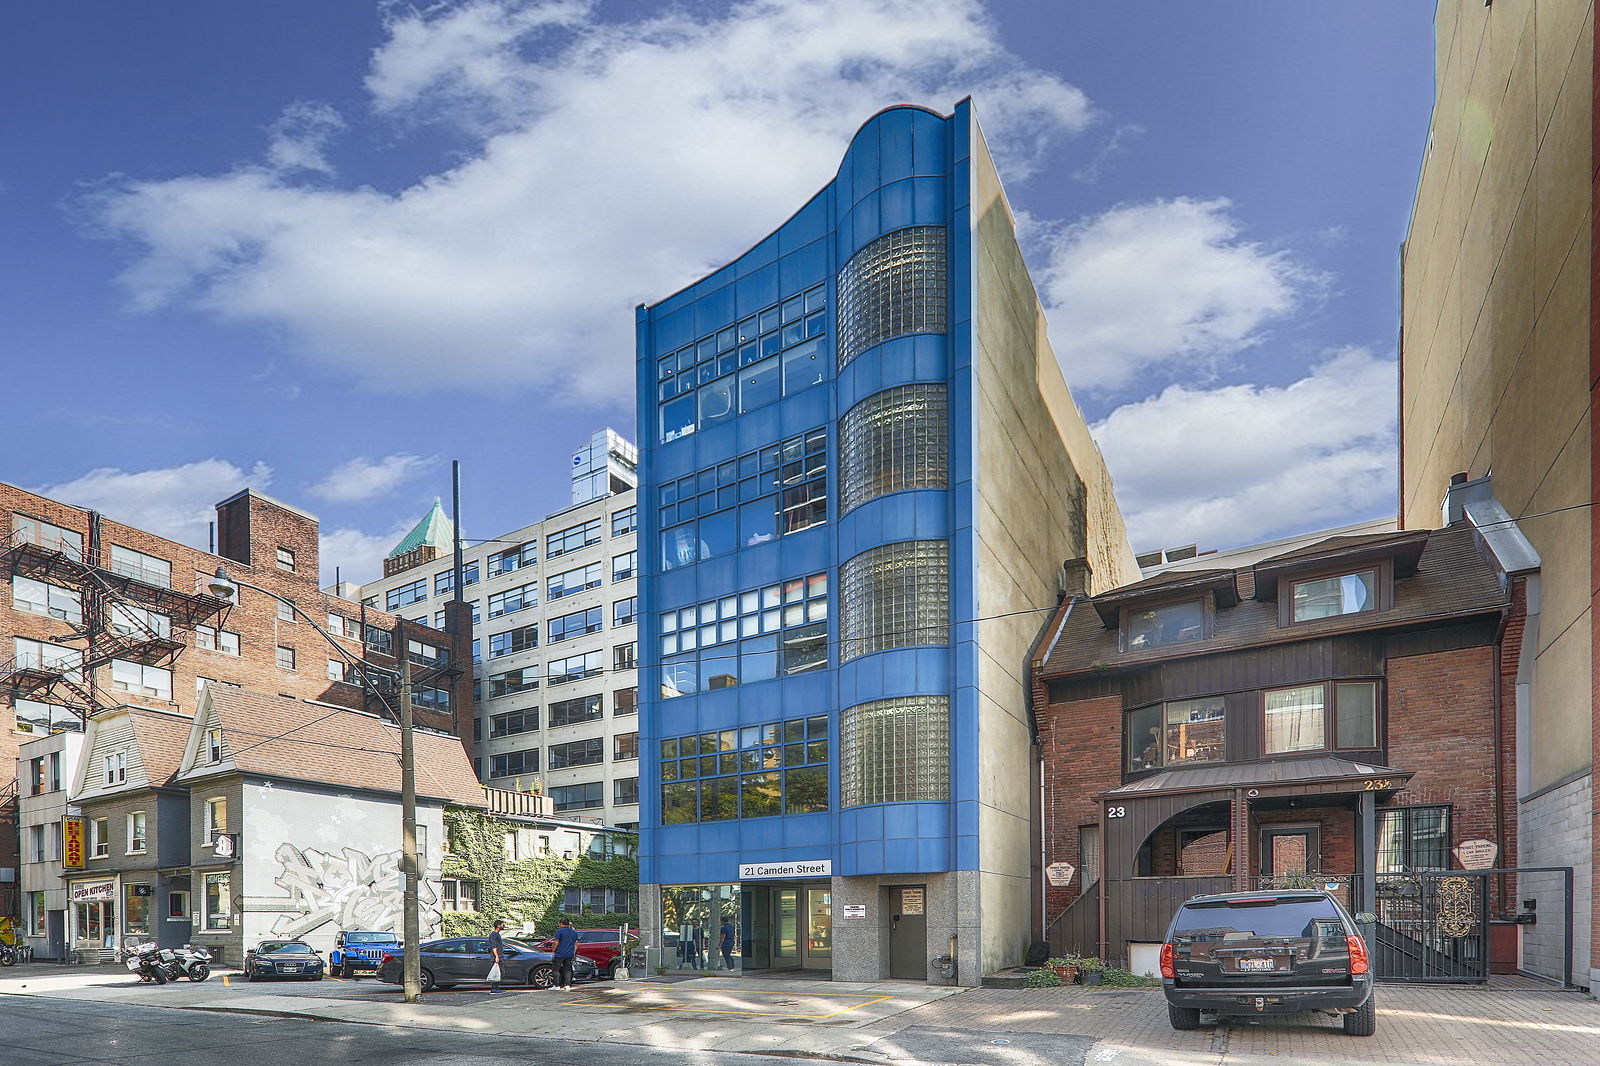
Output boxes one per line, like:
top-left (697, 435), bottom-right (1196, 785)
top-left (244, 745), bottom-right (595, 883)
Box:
top-left (208, 566), bottom-right (424, 1003)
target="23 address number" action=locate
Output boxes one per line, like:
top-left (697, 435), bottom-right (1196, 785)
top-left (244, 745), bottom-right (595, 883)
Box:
top-left (1107, 806), bottom-right (1127, 819)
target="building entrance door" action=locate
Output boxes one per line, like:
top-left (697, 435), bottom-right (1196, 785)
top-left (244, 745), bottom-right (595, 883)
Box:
top-left (1260, 826), bottom-right (1321, 877)
top-left (46, 910), bottom-right (65, 961)
top-left (888, 885), bottom-right (927, 980)
top-left (801, 887), bottom-right (832, 969)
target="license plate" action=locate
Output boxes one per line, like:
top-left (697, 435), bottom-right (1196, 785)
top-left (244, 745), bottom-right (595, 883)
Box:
top-left (1238, 957), bottom-right (1275, 972)
top-left (281, 964), bottom-right (302, 972)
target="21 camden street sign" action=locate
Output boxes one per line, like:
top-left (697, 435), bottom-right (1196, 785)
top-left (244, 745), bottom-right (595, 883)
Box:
top-left (738, 860), bottom-right (832, 879)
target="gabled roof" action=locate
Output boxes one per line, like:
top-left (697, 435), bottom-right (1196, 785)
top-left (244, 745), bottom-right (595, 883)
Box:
top-left (1038, 525), bottom-right (1508, 680)
top-left (183, 687), bottom-right (484, 806)
top-left (387, 499), bottom-right (454, 560)
top-left (126, 707), bottom-right (193, 786)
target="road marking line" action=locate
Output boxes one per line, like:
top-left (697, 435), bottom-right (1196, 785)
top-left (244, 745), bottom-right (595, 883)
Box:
top-left (558, 990), bottom-right (894, 1019)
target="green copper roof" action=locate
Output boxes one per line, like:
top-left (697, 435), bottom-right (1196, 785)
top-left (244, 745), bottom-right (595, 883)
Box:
top-left (388, 499), bottom-right (454, 559)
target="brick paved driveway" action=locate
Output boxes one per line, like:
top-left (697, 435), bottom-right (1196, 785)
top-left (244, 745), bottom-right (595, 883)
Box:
top-left (873, 984), bottom-right (1600, 1066)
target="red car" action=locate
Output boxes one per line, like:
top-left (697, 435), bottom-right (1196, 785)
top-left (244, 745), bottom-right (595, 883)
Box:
top-left (536, 929), bottom-right (639, 979)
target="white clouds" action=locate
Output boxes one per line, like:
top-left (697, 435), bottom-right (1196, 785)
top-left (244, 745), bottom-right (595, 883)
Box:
top-left (1037, 197), bottom-right (1321, 394)
top-left (35, 459), bottom-right (272, 549)
top-left (308, 453), bottom-right (437, 503)
top-left (87, 0), bottom-right (1093, 401)
top-left (1092, 348), bottom-right (1397, 552)
top-left (265, 102), bottom-right (346, 176)
top-left (319, 521), bottom-right (413, 587)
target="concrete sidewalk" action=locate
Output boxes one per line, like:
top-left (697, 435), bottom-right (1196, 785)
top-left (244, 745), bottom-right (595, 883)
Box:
top-left (5, 962), bottom-right (1598, 1065)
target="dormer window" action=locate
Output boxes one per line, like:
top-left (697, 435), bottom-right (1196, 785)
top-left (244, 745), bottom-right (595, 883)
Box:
top-left (206, 727), bottom-right (224, 763)
top-left (1125, 599), bottom-right (1206, 651)
top-left (104, 752), bottom-right (126, 785)
top-left (1290, 570), bottom-right (1378, 623)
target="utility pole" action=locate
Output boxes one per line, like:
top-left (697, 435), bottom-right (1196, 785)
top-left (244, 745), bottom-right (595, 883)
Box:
top-left (399, 619), bottom-right (421, 1003)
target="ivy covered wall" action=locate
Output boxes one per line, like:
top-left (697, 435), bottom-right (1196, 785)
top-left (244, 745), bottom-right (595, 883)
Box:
top-left (439, 806), bottom-right (639, 939)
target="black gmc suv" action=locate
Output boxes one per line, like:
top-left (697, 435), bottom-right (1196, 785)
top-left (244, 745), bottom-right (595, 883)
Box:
top-left (1160, 890), bottom-right (1376, 1036)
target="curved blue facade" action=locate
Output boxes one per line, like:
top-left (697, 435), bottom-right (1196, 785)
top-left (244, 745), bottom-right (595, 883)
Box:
top-left (636, 102), bottom-right (981, 889)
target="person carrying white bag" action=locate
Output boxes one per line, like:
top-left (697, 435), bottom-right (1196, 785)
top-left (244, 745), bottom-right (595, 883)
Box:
top-left (487, 919), bottom-right (507, 994)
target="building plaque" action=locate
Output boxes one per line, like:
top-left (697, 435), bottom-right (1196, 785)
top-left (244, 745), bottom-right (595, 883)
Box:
top-left (738, 860), bottom-right (832, 880)
top-left (1045, 862), bottom-right (1077, 887)
top-left (841, 905), bottom-right (867, 919)
top-left (900, 888), bottom-right (925, 915)
top-left (1453, 840), bottom-right (1497, 870)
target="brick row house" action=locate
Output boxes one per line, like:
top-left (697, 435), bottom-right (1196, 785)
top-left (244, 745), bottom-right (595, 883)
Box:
top-left (4, 482), bottom-right (473, 955)
top-left (1033, 515), bottom-right (1538, 979)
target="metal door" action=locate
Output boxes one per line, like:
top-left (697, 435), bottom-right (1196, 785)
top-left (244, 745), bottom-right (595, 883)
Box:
top-left (888, 885), bottom-right (927, 980)
top-left (47, 910), bottom-right (65, 961)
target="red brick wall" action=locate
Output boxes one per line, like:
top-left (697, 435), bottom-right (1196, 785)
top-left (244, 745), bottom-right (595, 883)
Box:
top-left (1, 483), bottom-right (476, 910)
top-left (1385, 644), bottom-right (1503, 849)
top-left (1037, 692), bottom-right (1122, 916)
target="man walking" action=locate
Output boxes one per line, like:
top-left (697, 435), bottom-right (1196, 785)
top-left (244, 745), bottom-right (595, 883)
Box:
top-left (551, 917), bottom-right (580, 991)
top-left (719, 918), bottom-right (735, 970)
top-left (488, 919), bottom-right (508, 994)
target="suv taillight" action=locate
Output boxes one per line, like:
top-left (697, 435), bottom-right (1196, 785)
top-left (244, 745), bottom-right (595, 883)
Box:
top-left (1159, 942), bottom-right (1176, 979)
top-left (1346, 935), bottom-right (1369, 975)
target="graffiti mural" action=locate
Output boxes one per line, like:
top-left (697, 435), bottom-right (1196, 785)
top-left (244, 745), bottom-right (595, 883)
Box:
top-left (262, 843), bottom-right (440, 938)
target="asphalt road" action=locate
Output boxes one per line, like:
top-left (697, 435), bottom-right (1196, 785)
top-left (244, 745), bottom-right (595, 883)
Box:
top-left (0, 995), bottom-right (860, 1066)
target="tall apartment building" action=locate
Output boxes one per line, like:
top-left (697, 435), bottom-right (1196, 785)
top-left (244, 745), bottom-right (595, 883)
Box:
top-left (634, 101), bottom-right (1138, 984)
top-left (2, 482), bottom-right (472, 931)
top-left (1398, 0), bottom-right (1594, 988)
top-left (359, 430), bottom-right (641, 828)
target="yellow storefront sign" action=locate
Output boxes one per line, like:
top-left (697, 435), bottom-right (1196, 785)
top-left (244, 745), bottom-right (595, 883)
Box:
top-left (63, 818), bottom-right (85, 869)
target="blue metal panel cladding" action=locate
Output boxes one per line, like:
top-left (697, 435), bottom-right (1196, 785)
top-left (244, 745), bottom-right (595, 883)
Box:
top-left (638, 103), bottom-right (978, 887)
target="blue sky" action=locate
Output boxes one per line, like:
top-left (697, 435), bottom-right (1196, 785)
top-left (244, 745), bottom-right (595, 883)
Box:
top-left (0, 1), bottom-right (1433, 582)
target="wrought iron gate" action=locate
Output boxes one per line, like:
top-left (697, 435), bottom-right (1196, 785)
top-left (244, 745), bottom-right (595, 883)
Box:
top-left (1369, 871), bottom-right (1489, 982)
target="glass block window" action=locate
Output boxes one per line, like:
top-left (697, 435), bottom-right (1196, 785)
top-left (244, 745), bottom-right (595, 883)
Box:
top-left (659, 715), bottom-right (830, 824)
top-left (840, 541), bottom-right (949, 660)
top-left (839, 696), bottom-right (950, 807)
top-left (659, 427), bottom-right (827, 570)
top-left (659, 572), bottom-right (829, 699)
top-left (837, 226), bottom-right (947, 368)
top-left (839, 384), bottom-right (948, 513)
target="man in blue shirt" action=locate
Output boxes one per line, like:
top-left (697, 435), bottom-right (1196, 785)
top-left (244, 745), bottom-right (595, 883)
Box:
top-left (551, 917), bottom-right (580, 991)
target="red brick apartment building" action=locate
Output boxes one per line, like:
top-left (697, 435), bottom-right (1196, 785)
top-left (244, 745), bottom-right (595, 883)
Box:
top-left (1, 483), bottom-right (474, 917)
top-left (1032, 518), bottom-right (1546, 982)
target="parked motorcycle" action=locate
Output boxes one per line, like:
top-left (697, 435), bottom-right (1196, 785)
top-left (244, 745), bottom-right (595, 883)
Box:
top-left (170, 945), bottom-right (212, 982)
top-left (122, 941), bottom-right (169, 984)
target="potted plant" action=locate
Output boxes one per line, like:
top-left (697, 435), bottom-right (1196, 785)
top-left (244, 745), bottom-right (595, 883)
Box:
top-left (1078, 956), bottom-right (1106, 986)
top-left (1045, 955), bottom-right (1081, 982)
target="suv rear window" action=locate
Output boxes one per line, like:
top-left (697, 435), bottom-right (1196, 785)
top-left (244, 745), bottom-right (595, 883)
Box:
top-left (1173, 898), bottom-right (1345, 943)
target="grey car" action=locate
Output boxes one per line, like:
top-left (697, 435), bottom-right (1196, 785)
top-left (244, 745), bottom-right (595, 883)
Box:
top-left (374, 936), bottom-right (597, 992)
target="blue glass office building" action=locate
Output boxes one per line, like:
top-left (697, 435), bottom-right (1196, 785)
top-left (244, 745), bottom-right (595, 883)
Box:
top-left (636, 101), bottom-right (1137, 984)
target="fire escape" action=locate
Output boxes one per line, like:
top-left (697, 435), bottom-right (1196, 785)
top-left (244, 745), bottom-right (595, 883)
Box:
top-left (0, 526), bottom-right (232, 724)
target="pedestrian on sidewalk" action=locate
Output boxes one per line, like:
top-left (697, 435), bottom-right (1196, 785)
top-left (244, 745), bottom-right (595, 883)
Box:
top-left (719, 919), bottom-right (735, 970)
top-left (488, 920), bottom-right (507, 994)
top-left (551, 917), bottom-right (580, 991)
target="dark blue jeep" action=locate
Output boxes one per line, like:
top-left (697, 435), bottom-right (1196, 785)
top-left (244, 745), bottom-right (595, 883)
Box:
top-left (329, 930), bottom-right (402, 977)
